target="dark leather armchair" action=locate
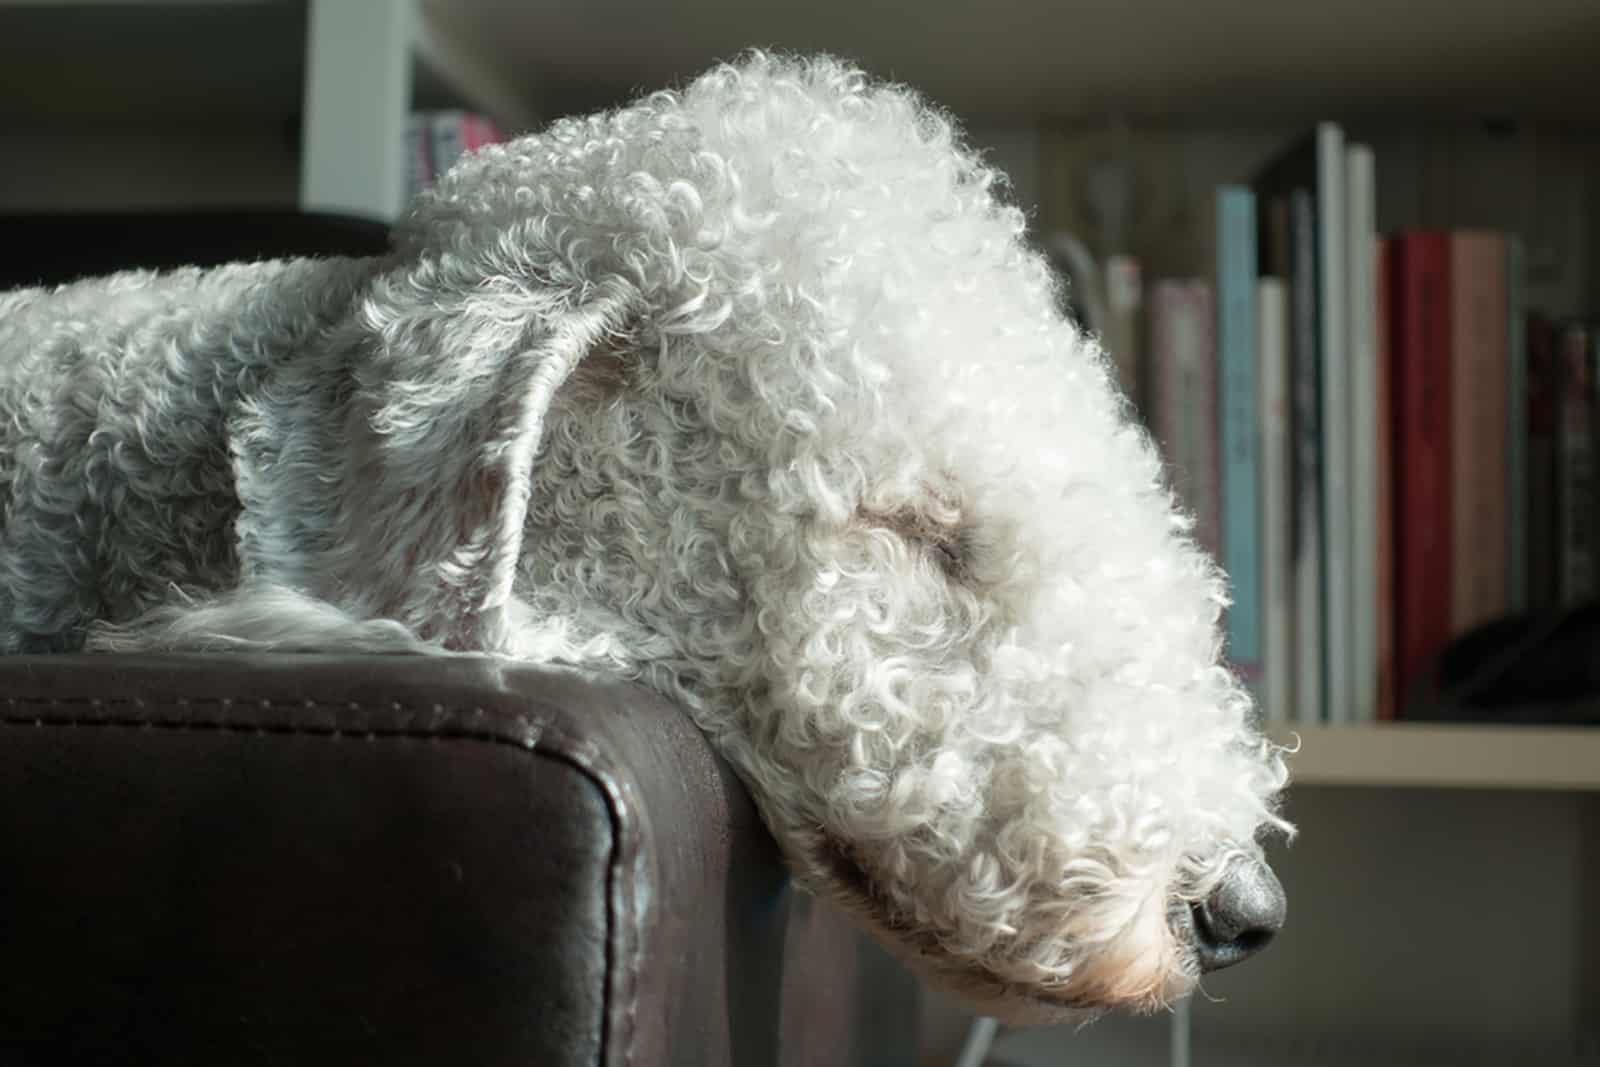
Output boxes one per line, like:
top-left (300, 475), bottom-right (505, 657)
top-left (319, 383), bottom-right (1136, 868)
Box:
top-left (0, 654), bottom-right (920, 1066)
top-left (0, 211), bottom-right (920, 1066)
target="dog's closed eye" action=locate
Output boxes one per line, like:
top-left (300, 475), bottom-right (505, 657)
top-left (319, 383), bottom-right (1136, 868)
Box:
top-left (857, 490), bottom-right (970, 579)
top-left (928, 534), bottom-right (965, 576)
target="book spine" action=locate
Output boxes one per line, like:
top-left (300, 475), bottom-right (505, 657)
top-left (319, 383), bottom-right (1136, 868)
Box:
top-left (1505, 237), bottom-right (1528, 614)
top-left (1345, 143), bottom-right (1378, 723)
top-left (1190, 282), bottom-right (1220, 563)
top-left (1258, 276), bottom-right (1293, 724)
top-left (461, 113), bottom-right (500, 152)
top-left (1526, 315), bottom-right (1561, 611)
top-left (1217, 186), bottom-right (1261, 689)
top-left (1375, 237), bottom-right (1396, 721)
top-left (1105, 255), bottom-right (1144, 413)
top-left (1449, 232), bottom-right (1509, 635)
top-left (1149, 283), bottom-right (1188, 528)
top-left (1557, 323), bottom-right (1596, 603)
top-left (1394, 233), bottom-right (1453, 715)
top-left (1316, 122), bottom-right (1350, 725)
top-left (1290, 189), bottom-right (1324, 725)
top-left (404, 113), bottom-right (434, 202)
top-left (430, 111), bottom-right (469, 178)
top-left (1150, 281), bottom-right (1220, 563)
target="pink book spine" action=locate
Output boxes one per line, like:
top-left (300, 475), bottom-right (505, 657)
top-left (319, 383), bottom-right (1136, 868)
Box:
top-left (1149, 280), bottom-right (1219, 561)
top-left (1148, 282), bottom-right (1186, 521)
top-left (1189, 281), bottom-right (1220, 565)
top-left (1152, 279), bottom-right (1209, 563)
top-left (462, 113), bottom-right (501, 151)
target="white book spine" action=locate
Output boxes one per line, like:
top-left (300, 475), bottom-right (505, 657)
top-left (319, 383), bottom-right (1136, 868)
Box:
top-left (1317, 122), bottom-right (1350, 726)
top-left (404, 113), bottom-right (434, 202)
top-left (1345, 144), bottom-right (1378, 724)
top-left (1257, 277), bottom-right (1293, 725)
top-left (430, 110), bottom-right (470, 180)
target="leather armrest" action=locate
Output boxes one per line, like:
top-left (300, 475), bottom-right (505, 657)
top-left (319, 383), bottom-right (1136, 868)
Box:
top-left (0, 655), bottom-right (917, 1066)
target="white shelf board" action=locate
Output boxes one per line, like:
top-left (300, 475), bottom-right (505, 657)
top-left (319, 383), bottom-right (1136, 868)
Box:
top-left (1273, 722), bottom-right (1600, 792)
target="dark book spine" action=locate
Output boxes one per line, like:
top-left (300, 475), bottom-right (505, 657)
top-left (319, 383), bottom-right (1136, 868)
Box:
top-left (1289, 189), bottom-right (1324, 723)
top-left (1556, 323), bottom-right (1596, 603)
top-left (1526, 314), bottom-right (1560, 611)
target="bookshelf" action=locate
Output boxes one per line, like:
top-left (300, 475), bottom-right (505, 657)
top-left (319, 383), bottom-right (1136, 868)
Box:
top-left (0, 0), bottom-right (539, 219)
top-left (1275, 722), bottom-right (1600, 791)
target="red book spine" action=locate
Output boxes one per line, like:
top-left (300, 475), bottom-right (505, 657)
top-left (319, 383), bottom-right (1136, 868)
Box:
top-left (1393, 233), bottom-right (1453, 714)
top-left (1375, 237), bottom-right (1396, 721)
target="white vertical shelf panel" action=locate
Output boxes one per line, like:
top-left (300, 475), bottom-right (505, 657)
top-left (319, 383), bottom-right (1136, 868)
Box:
top-left (300, 0), bottom-right (415, 221)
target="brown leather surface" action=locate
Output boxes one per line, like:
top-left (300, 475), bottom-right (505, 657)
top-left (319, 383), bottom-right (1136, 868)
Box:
top-left (0, 654), bottom-right (918, 1066)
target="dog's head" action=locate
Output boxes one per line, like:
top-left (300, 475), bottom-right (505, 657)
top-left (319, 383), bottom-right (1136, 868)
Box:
top-left (380, 52), bottom-right (1292, 1022)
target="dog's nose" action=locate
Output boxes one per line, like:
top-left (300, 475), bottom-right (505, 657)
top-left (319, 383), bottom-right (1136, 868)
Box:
top-left (1190, 857), bottom-right (1285, 973)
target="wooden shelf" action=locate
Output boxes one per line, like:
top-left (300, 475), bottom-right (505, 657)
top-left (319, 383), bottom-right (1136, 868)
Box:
top-left (1271, 722), bottom-right (1600, 791)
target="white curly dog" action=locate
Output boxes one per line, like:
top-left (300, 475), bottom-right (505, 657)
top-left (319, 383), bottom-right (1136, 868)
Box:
top-left (0, 53), bottom-right (1291, 1023)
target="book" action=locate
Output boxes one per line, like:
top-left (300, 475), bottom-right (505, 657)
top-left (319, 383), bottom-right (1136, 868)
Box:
top-left (1149, 280), bottom-right (1220, 562)
top-left (1556, 323), bottom-right (1596, 604)
top-left (1526, 314), bottom-right (1561, 611)
top-left (1346, 143), bottom-right (1378, 723)
top-left (1392, 232), bottom-right (1453, 715)
top-left (1506, 238), bottom-right (1529, 614)
top-left (405, 110), bottom-right (504, 197)
top-left (429, 110), bottom-right (502, 180)
top-left (1216, 186), bottom-right (1262, 690)
top-left (1315, 124), bottom-right (1351, 726)
top-left (1448, 232), bottom-right (1509, 635)
top-left (1257, 277), bottom-right (1293, 724)
top-left (1375, 237), bottom-right (1396, 721)
top-left (1255, 128), bottom-right (1344, 724)
top-left (404, 113), bottom-right (434, 201)
top-left (1290, 190), bottom-right (1324, 724)
top-left (1104, 255), bottom-right (1144, 413)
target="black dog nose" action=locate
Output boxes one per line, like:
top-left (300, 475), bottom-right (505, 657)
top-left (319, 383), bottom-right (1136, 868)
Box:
top-left (1190, 857), bottom-right (1286, 973)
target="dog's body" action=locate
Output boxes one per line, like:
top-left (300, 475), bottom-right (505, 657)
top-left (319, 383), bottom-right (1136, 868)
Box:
top-left (0, 54), bottom-right (1290, 1022)
top-left (0, 258), bottom-right (364, 651)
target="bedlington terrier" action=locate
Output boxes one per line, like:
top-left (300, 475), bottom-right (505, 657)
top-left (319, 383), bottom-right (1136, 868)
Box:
top-left (0, 53), bottom-right (1291, 1022)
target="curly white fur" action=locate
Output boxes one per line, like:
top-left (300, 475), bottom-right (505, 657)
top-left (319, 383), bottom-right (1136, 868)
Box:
top-left (0, 53), bottom-right (1291, 1021)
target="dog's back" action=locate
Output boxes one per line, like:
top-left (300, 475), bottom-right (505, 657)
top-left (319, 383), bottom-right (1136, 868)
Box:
top-left (0, 257), bottom-right (372, 651)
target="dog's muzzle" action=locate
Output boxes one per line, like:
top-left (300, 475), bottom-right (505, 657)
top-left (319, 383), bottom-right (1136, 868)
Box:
top-left (1184, 856), bottom-right (1286, 973)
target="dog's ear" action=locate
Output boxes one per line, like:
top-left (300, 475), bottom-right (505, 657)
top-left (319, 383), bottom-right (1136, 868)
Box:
top-left (277, 272), bottom-right (641, 654)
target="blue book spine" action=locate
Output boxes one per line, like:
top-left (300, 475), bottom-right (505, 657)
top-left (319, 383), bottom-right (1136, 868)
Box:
top-left (1217, 185), bottom-right (1261, 682)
